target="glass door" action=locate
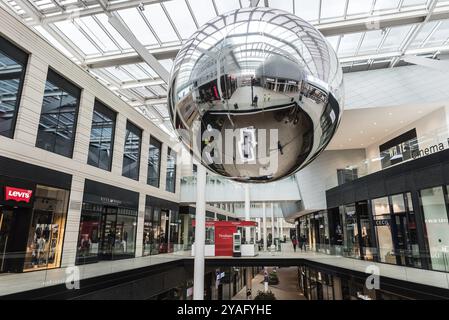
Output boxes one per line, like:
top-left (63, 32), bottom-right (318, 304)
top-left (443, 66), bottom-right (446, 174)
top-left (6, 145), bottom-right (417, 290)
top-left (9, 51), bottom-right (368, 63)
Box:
top-left (159, 210), bottom-right (169, 253)
top-left (99, 206), bottom-right (117, 259)
top-left (0, 208), bottom-right (13, 272)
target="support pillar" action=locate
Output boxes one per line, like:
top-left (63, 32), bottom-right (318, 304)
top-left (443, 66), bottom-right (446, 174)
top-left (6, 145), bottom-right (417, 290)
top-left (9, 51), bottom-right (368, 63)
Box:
top-left (193, 165), bottom-right (207, 300)
top-left (271, 203), bottom-right (275, 248)
top-left (262, 202), bottom-right (267, 251)
top-left (244, 184), bottom-right (251, 243)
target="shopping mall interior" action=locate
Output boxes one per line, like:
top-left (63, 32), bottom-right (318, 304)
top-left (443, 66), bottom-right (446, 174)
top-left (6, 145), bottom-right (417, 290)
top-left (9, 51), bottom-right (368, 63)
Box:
top-left (1, 0), bottom-right (449, 304)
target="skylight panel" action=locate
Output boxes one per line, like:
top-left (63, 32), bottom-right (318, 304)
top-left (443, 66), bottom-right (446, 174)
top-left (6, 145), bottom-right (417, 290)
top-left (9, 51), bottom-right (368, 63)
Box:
top-left (408, 21), bottom-right (439, 49)
top-left (214, 0), bottom-right (241, 15)
top-left (325, 36), bottom-right (340, 52)
top-left (401, 0), bottom-right (427, 8)
top-left (159, 59), bottom-right (174, 73)
top-left (269, 0), bottom-right (294, 13)
top-left (96, 14), bottom-right (132, 50)
top-left (374, 0), bottom-right (401, 11)
top-left (338, 33), bottom-right (363, 57)
top-left (379, 25), bottom-right (413, 52)
top-left (320, 0), bottom-right (347, 21)
top-left (425, 20), bottom-right (449, 47)
top-left (358, 29), bottom-right (384, 54)
top-left (138, 63), bottom-right (159, 78)
top-left (143, 3), bottom-right (179, 43)
top-left (117, 8), bottom-right (158, 46)
top-left (122, 64), bottom-right (152, 80)
top-left (77, 16), bottom-right (119, 52)
top-left (188, 0), bottom-right (217, 27)
top-left (34, 25), bottom-right (74, 58)
top-left (163, 0), bottom-right (198, 39)
top-left (347, 0), bottom-right (374, 16)
top-left (53, 20), bottom-right (99, 55)
top-left (294, 0), bottom-right (320, 22)
top-left (104, 66), bottom-right (134, 82)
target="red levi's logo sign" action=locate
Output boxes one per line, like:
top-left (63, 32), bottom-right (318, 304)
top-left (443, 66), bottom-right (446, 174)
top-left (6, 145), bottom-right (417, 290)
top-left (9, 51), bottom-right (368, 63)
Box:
top-left (5, 187), bottom-right (33, 203)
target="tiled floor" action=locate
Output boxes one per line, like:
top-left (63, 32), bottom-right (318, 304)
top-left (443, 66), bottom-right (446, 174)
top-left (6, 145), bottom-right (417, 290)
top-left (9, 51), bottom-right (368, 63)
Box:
top-left (232, 266), bottom-right (306, 300)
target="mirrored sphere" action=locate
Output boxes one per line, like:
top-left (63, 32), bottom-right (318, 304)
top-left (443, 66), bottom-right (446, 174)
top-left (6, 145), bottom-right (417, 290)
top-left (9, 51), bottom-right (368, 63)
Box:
top-left (168, 7), bottom-right (344, 183)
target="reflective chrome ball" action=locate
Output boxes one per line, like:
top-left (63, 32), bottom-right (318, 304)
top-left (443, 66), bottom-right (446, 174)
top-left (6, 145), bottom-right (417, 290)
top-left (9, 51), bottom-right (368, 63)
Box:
top-left (168, 7), bottom-right (343, 183)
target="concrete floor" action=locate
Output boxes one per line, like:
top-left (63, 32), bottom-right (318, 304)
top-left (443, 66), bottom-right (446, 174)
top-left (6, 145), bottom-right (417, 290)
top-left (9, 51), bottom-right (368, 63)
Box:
top-left (232, 266), bottom-right (306, 300)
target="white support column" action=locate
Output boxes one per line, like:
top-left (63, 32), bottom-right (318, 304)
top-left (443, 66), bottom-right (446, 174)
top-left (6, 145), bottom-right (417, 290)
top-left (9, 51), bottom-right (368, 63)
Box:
top-left (244, 184), bottom-right (251, 243)
top-left (271, 203), bottom-right (275, 243)
top-left (262, 202), bottom-right (267, 251)
top-left (256, 218), bottom-right (261, 241)
top-left (280, 218), bottom-right (284, 239)
top-left (193, 164), bottom-right (207, 300)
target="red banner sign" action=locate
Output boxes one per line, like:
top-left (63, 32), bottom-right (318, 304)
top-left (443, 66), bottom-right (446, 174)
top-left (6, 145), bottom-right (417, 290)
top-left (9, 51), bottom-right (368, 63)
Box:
top-left (5, 187), bottom-right (33, 203)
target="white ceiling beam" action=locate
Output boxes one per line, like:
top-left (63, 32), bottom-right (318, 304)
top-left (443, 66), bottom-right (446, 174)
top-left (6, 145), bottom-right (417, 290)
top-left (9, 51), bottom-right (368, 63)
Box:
top-left (129, 98), bottom-right (168, 106)
top-left (108, 12), bottom-right (170, 83)
top-left (391, 0), bottom-right (439, 67)
top-left (339, 44), bottom-right (449, 63)
top-left (39, 0), bottom-right (173, 25)
top-left (115, 78), bottom-right (165, 90)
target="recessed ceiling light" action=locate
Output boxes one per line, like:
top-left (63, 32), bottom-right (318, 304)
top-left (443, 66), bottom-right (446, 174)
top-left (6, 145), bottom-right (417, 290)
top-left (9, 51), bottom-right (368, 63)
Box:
top-left (388, 112), bottom-right (393, 116)
top-left (418, 110), bottom-right (422, 114)
top-left (361, 143), bottom-right (364, 146)
top-left (373, 122), bottom-right (377, 125)
top-left (348, 138), bottom-right (352, 141)
top-left (360, 130), bottom-right (364, 134)
top-left (400, 120), bottom-right (404, 124)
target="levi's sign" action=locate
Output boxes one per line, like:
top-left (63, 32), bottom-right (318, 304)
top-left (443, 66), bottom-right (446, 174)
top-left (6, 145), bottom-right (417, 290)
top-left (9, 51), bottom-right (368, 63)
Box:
top-left (5, 187), bottom-right (33, 203)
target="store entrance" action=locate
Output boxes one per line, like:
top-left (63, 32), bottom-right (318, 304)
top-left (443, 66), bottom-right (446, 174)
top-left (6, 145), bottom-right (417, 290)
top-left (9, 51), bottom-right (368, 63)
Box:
top-left (0, 206), bottom-right (32, 273)
top-left (159, 210), bottom-right (170, 253)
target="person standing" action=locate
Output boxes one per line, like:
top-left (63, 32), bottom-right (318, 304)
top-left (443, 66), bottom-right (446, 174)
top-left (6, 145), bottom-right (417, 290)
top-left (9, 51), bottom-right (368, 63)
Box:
top-left (292, 236), bottom-right (298, 252)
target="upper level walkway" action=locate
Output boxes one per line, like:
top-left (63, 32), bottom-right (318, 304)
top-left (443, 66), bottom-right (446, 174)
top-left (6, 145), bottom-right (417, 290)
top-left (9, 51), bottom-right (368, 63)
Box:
top-left (1, 245), bottom-right (449, 298)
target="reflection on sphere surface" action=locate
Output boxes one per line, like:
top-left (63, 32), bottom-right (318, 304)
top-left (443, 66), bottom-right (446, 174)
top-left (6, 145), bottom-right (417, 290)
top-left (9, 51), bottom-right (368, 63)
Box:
top-left (168, 7), bottom-right (344, 183)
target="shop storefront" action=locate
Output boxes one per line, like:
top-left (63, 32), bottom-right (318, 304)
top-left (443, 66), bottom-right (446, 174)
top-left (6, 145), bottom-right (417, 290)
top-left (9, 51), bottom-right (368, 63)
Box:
top-left (76, 180), bottom-right (138, 264)
top-left (0, 156), bottom-right (71, 273)
top-left (143, 195), bottom-right (180, 256)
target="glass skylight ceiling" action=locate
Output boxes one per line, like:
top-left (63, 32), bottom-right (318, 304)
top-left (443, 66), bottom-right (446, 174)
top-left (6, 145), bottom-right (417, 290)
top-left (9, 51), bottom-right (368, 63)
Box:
top-left (1, 0), bottom-right (449, 135)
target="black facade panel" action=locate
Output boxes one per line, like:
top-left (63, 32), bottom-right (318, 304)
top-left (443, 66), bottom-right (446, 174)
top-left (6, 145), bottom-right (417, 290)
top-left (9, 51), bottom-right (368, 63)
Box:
top-left (385, 172), bottom-right (407, 195)
top-left (413, 164), bottom-right (444, 190)
top-left (145, 195), bottom-right (179, 211)
top-left (0, 155), bottom-right (72, 190)
top-left (326, 148), bottom-right (449, 206)
top-left (84, 179), bottom-right (139, 210)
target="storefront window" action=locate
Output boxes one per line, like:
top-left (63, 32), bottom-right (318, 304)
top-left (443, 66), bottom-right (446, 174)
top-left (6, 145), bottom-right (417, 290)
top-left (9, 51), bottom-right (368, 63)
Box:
top-left (357, 201), bottom-right (374, 261)
top-left (87, 100), bottom-right (116, 171)
top-left (166, 147), bottom-right (177, 193)
top-left (148, 137), bottom-right (162, 187)
top-left (340, 204), bottom-right (360, 259)
top-left (77, 203), bottom-right (101, 263)
top-left (23, 185), bottom-right (69, 271)
top-left (36, 69), bottom-right (81, 158)
top-left (372, 197), bottom-right (395, 264)
top-left (0, 36), bottom-right (28, 138)
top-left (122, 121), bottom-right (142, 180)
top-left (420, 186), bottom-right (449, 272)
top-left (77, 202), bottom-right (137, 263)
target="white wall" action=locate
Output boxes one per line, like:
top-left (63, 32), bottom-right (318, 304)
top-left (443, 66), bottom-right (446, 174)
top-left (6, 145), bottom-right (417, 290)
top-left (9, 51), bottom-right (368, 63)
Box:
top-left (365, 107), bottom-right (449, 174)
top-left (344, 65), bottom-right (449, 110)
top-left (0, 8), bottom-right (181, 266)
top-left (294, 149), bottom-right (366, 212)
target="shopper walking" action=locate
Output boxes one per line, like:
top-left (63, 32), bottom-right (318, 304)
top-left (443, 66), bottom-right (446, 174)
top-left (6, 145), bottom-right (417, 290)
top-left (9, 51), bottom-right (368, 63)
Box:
top-left (292, 236), bottom-right (298, 252)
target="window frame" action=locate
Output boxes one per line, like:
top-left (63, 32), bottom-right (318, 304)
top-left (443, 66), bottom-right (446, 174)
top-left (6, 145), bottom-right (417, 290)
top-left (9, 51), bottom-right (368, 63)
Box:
top-left (147, 136), bottom-right (162, 188)
top-left (122, 120), bottom-right (142, 180)
top-left (0, 36), bottom-right (29, 139)
top-left (87, 99), bottom-right (117, 171)
top-left (36, 67), bottom-right (82, 158)
top-left (165, 146), bottom-right (177, 193)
